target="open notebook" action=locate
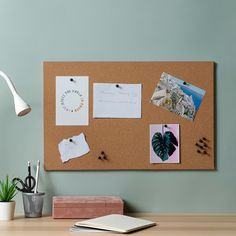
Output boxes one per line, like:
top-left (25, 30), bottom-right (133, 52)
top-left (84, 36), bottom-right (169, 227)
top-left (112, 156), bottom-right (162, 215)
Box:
top-left (74, 214), bottom-right (156, 233)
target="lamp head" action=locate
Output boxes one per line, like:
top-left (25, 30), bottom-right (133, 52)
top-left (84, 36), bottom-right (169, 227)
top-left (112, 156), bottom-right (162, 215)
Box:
top-left (13, 93), bottom-right (31, 117)
top-left (0, 70), bottom-right (31, 117)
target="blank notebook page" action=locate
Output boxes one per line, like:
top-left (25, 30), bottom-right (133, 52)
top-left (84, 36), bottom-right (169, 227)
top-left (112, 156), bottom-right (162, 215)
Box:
top-left (75, 214), bottom-right (156, 233)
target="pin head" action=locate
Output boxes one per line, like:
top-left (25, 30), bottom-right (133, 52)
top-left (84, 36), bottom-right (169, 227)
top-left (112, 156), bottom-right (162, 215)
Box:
top-left (116, 84), bottom-right (119, 88)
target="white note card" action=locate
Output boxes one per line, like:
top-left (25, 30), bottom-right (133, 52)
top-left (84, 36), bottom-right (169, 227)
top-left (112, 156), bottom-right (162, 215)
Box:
top-left (93, 83), bottom-right (142, 118)
top-left (56, 76), bottom-right (89, 126)
top-left (58, 133), bottom-right (90, 163)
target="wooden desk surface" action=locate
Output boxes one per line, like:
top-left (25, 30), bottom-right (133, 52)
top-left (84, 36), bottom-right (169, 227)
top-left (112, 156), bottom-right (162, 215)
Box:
top-left (1, 213), bottom-right (236, 236)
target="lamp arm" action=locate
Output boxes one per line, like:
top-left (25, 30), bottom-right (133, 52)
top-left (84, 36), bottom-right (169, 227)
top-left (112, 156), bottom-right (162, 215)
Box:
top-left (0, 70), bottom-right (18, 96)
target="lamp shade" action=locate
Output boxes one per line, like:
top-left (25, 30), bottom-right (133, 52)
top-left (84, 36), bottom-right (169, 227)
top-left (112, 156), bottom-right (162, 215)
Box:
top-left (0, 70), bottom-right (31, 116)
top-left (13, 93), bottom-right (31, 116)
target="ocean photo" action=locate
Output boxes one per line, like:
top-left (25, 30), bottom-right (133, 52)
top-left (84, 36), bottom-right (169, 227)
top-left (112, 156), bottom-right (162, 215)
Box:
top-left (179, 85), bottom-right (204, 112)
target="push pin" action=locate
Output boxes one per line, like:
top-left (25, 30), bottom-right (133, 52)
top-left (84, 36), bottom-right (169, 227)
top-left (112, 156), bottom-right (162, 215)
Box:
top-left (195, 143), bottom-right (201, 147)
top-left (196, 137), bottom-right (210, 155)
top-left (183, 81), bottom-right (187, 85)
top-left (197, 150), bottom-right (208, 155)
top-left (200, 137), bottom-right (209, 143)
top-left (100, 151), bottom-right (107, 160)
top-left (98, 151), bottom-right (105, 160)
top-left (164, 124), bottom-right (171, 130)
top-left (116, 84), bottom-right (120, 88)
top-left (69, 138), bottom-right (73, 143)
top-left (70, 78), bottom-right (76, 82)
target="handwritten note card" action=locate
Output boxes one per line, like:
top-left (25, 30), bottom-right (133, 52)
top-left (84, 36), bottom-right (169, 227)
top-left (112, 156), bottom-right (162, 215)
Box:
top-left (56, 76), bottom-right (89, 126)
top-left (93, 83), bottom-right (142, 118)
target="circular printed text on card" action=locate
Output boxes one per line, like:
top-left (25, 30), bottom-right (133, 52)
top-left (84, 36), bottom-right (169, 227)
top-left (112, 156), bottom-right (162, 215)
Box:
top-left (60, 89), bottom-right (84, 112)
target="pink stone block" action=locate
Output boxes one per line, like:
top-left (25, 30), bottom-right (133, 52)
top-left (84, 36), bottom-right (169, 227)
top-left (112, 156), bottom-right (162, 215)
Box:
top-left (52, 196), bottom-right (124, 219)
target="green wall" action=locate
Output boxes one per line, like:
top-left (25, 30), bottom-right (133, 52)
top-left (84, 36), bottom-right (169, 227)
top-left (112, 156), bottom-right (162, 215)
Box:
top-left (0, 0), bottom-right (235, 213)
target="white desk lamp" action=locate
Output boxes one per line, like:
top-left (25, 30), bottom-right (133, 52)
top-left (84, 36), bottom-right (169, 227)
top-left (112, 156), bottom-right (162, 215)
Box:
top-left (0, 71), bottom-right (31, 116)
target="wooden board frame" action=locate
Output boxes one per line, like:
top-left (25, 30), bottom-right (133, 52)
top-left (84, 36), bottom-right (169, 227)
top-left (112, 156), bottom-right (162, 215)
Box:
top-left (44, 62), bottom-right (215, 170)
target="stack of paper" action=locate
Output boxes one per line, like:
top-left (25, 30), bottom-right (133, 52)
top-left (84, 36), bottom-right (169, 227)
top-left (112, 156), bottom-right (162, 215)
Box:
top-left (72, 214), bottom-right (156, 233)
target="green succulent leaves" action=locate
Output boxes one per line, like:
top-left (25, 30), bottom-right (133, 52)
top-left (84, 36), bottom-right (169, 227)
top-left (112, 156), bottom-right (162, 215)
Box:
top-left (152, 131), bottom-right (178, 161)
top-left (0, 175), bottom-right (17, 202)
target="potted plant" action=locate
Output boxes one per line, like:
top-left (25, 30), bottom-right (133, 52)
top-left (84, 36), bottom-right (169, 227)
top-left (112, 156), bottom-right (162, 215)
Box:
top-left (0, 175), bottom-right (17, 220)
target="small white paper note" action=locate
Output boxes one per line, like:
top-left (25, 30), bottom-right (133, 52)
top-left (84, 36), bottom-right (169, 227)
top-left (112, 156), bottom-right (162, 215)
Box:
top-left (56, 76), bottom-right (89, 126)
top-left (93, 83), bottom-right (142, 118)
top-left (58, 133), bottom-right (90, 163)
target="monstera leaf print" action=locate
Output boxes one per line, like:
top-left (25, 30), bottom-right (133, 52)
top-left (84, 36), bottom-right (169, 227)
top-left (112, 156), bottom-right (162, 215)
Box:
top-left (152, 131), bottom-right (178, 161)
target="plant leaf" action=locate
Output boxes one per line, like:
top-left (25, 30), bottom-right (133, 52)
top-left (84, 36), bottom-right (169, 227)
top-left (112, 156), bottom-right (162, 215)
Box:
top-left (152, 131), bottom-right (178, 161)
top-left (0, 175), bottom-right (17, 202)
top-left (164, 131), bottom-right (178, 146)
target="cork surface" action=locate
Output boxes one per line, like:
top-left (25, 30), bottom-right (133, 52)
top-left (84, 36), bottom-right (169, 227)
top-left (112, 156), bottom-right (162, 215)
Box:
top-left (44, 62), bottom-right (215, 170)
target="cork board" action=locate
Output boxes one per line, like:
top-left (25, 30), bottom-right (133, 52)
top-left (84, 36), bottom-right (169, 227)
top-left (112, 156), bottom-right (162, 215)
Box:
top-left (44, 61), bottom-right (215, 170)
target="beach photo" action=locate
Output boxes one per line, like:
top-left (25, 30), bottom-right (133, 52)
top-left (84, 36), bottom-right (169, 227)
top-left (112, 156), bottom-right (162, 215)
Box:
top-left (150, 72), bottom-right (206, 121)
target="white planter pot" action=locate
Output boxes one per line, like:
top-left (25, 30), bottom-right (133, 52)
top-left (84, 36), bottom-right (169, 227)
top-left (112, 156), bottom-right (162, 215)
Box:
top-left (0, 201), bottom-right (15, 221)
